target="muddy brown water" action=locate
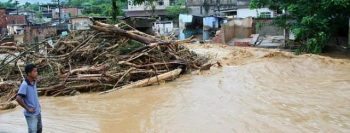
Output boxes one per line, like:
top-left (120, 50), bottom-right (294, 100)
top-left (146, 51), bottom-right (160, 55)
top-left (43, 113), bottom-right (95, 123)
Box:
top-left (1, 47), bottom-right (350, 133)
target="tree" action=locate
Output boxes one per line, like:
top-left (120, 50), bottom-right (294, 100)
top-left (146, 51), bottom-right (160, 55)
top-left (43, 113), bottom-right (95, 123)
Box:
top-left (0, 0), bottom-right (16, 8)
top-left (35, 11), bottom-right (43, 19)
top-left (111, 0), bottom-right (126, 22)
top-left (144, 1), bottom-right (156, 17)
top-left (166, 0), bottom-right (189, 19)
top-left (66, 0), bottom-right (85, 7)
top-left (64, 0), bottom-right (126, 20)
top-left (250, 0), bottom-right (350, 54)
top-left (22, 2), bottom-right (40, 11)
top-left (111, 0), bottom-right (118, 22)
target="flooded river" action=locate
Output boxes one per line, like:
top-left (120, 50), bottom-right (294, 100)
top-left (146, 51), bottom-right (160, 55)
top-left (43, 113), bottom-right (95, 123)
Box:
top-left (1, 46), bottom-right (350, 133)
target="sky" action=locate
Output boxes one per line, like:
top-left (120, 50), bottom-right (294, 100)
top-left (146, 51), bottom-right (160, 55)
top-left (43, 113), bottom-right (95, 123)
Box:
top-left (0, 0), bottom-right (54, 4)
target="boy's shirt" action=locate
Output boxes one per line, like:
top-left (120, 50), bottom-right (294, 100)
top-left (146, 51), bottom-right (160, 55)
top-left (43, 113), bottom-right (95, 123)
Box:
top-left (17, 79), bottom-right (41, 116)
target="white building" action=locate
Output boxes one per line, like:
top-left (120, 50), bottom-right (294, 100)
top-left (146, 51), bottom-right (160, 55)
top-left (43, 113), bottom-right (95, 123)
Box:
top-left (125, 0), bottom-right (173, 17)
top-left (153, 21), bottom-right (174, 35)
top-left (127, 0), bottom-right (171, 11)
top-left (236, 7), bottom-right (275, 18)
top-left (69, 17), bottom-right (92, 31)
top-left (186, 0), bottom-right (237, 16)
top-left (185, 0), bottom-right (275, 18)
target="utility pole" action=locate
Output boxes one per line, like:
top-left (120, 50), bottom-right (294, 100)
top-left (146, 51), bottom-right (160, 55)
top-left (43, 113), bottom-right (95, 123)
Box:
top-left (58, 0), bottom-right (61, 24)
top-left (52, 0), bottom-right (61, 24)
top-left (15, 0), bottom-right (19, 15)
top-left (216, 0), bottom-right (220, 16)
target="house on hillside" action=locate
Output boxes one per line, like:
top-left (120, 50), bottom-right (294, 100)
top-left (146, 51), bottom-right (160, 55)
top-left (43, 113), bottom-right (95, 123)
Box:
top-left (52, 7), bottom-right (83, 20)
top-left (24, 25), bottom-right (57, 44)
top-left (125, 0), bottom-right (179, 35)
top-left (153, 20), bottom-right (174, 36)
top-left (235, 0), bottom-right (276, 18)
top-left (121, 17), bottom-right (157, 34)
top-left (178, 14), bottom-right (224, 40)
top-left (7, 10), bottom-right (45, 25)
top-left (69, 17), bottom-right (92, 31)
top-left (7, 15), bottom-right (27, 35)
top-left (125, 0), bottom-right (172, 17)
top-left (39, 3), bottom-right (57, 19)
top-left (186, 0), bottom-right (276, 18)
top-left (186, 0), bottom-right (237, 16)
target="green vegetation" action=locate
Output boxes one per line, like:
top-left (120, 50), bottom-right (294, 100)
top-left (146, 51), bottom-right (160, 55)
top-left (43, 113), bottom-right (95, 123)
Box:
top-left (65, 0), bottom-right (126, 21)
top-left (166, 0), bottom-right (189, 19)
top-left (0, 0), bottom-right (16, 8)
top-left (250, 0), bottom-right (350, 54)
top-left (23, 2), bottom-right (40, 11)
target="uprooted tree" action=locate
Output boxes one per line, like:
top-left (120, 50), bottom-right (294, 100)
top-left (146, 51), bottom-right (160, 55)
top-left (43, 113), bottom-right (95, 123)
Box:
top-left (250, 0), bottom-right (350, 54)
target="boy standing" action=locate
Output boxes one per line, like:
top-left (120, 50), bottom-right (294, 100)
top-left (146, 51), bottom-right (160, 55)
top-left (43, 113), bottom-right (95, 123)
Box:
top-left (16, 64), bottom-right (42, 133)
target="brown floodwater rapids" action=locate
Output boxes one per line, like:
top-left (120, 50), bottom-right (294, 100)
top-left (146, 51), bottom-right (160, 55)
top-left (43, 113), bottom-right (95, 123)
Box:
top-left (1, 46), bottom-right (350, 133)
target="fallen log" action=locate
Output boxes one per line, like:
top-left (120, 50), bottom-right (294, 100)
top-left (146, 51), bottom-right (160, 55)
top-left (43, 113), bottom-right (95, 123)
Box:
top-left (0, 42), bottom-right (16, 46)
top-left (100, 68), bottom-right (182, 94)
top-left (0, 81), bottom-right (19, 87)
top-left (0, 49), bottom-right (17, 55)
top-left (0, 101), bottom-right (17, 110)
top-left (199, 61), bottom-right (222, 71)
top-left (129, 42), bottom-right (172, 54)
top-left (90, 25), bottom-right (157, 45)
top-left (37, 82), bottom-right (65, 96)
top-left (0, 81), bottom-right (19, 92)
top-left (77, 74), bottom-right (103, 78)
top-left (0, 46), bottom-right (24, 51)
top-left (90, 21), bottom-right (171, 45)
top-left (60, 41), bottom-right (80, 45)
top-left (61, 64), bottom-right (109, 77)
top-left (118, 60), bottom-right (186, 69)
top-left (67, 83), bottom-right (105, 91)
top-left (66, 77), bottom-right (111, 82)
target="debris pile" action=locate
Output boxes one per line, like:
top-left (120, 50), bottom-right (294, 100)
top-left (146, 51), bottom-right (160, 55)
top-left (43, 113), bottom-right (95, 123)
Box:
top-left (0, 20), bottom-right (208, 109)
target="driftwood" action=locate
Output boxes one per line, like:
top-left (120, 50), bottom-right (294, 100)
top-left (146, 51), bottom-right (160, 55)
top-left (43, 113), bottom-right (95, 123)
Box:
top-left (0, 42), bottom-right (16, 46)
top-left (199, 61), bottom-right (222, 71)
top-left (0, 101), bottom-right (17, 110)
top-left (61, 65), bottom-right (109, 77)
top-left (90, 25), bottom-right (157, 45)
top-left (0, 46), bottom-right (24, 51)
top-left (101, 68), bottom-right (182, 94)
top-left (0, 20), bottom-right (208, 106)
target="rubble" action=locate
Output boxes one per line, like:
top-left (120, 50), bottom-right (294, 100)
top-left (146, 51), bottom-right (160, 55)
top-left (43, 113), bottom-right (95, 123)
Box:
top-left (0, 20), bottom-right (209, 109)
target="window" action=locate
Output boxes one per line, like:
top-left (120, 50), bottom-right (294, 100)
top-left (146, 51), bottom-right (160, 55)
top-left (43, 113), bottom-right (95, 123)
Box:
top-left (260, 12), bottom-right (271, 18)
top-left (158, 0), bottom-right (164, 5)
